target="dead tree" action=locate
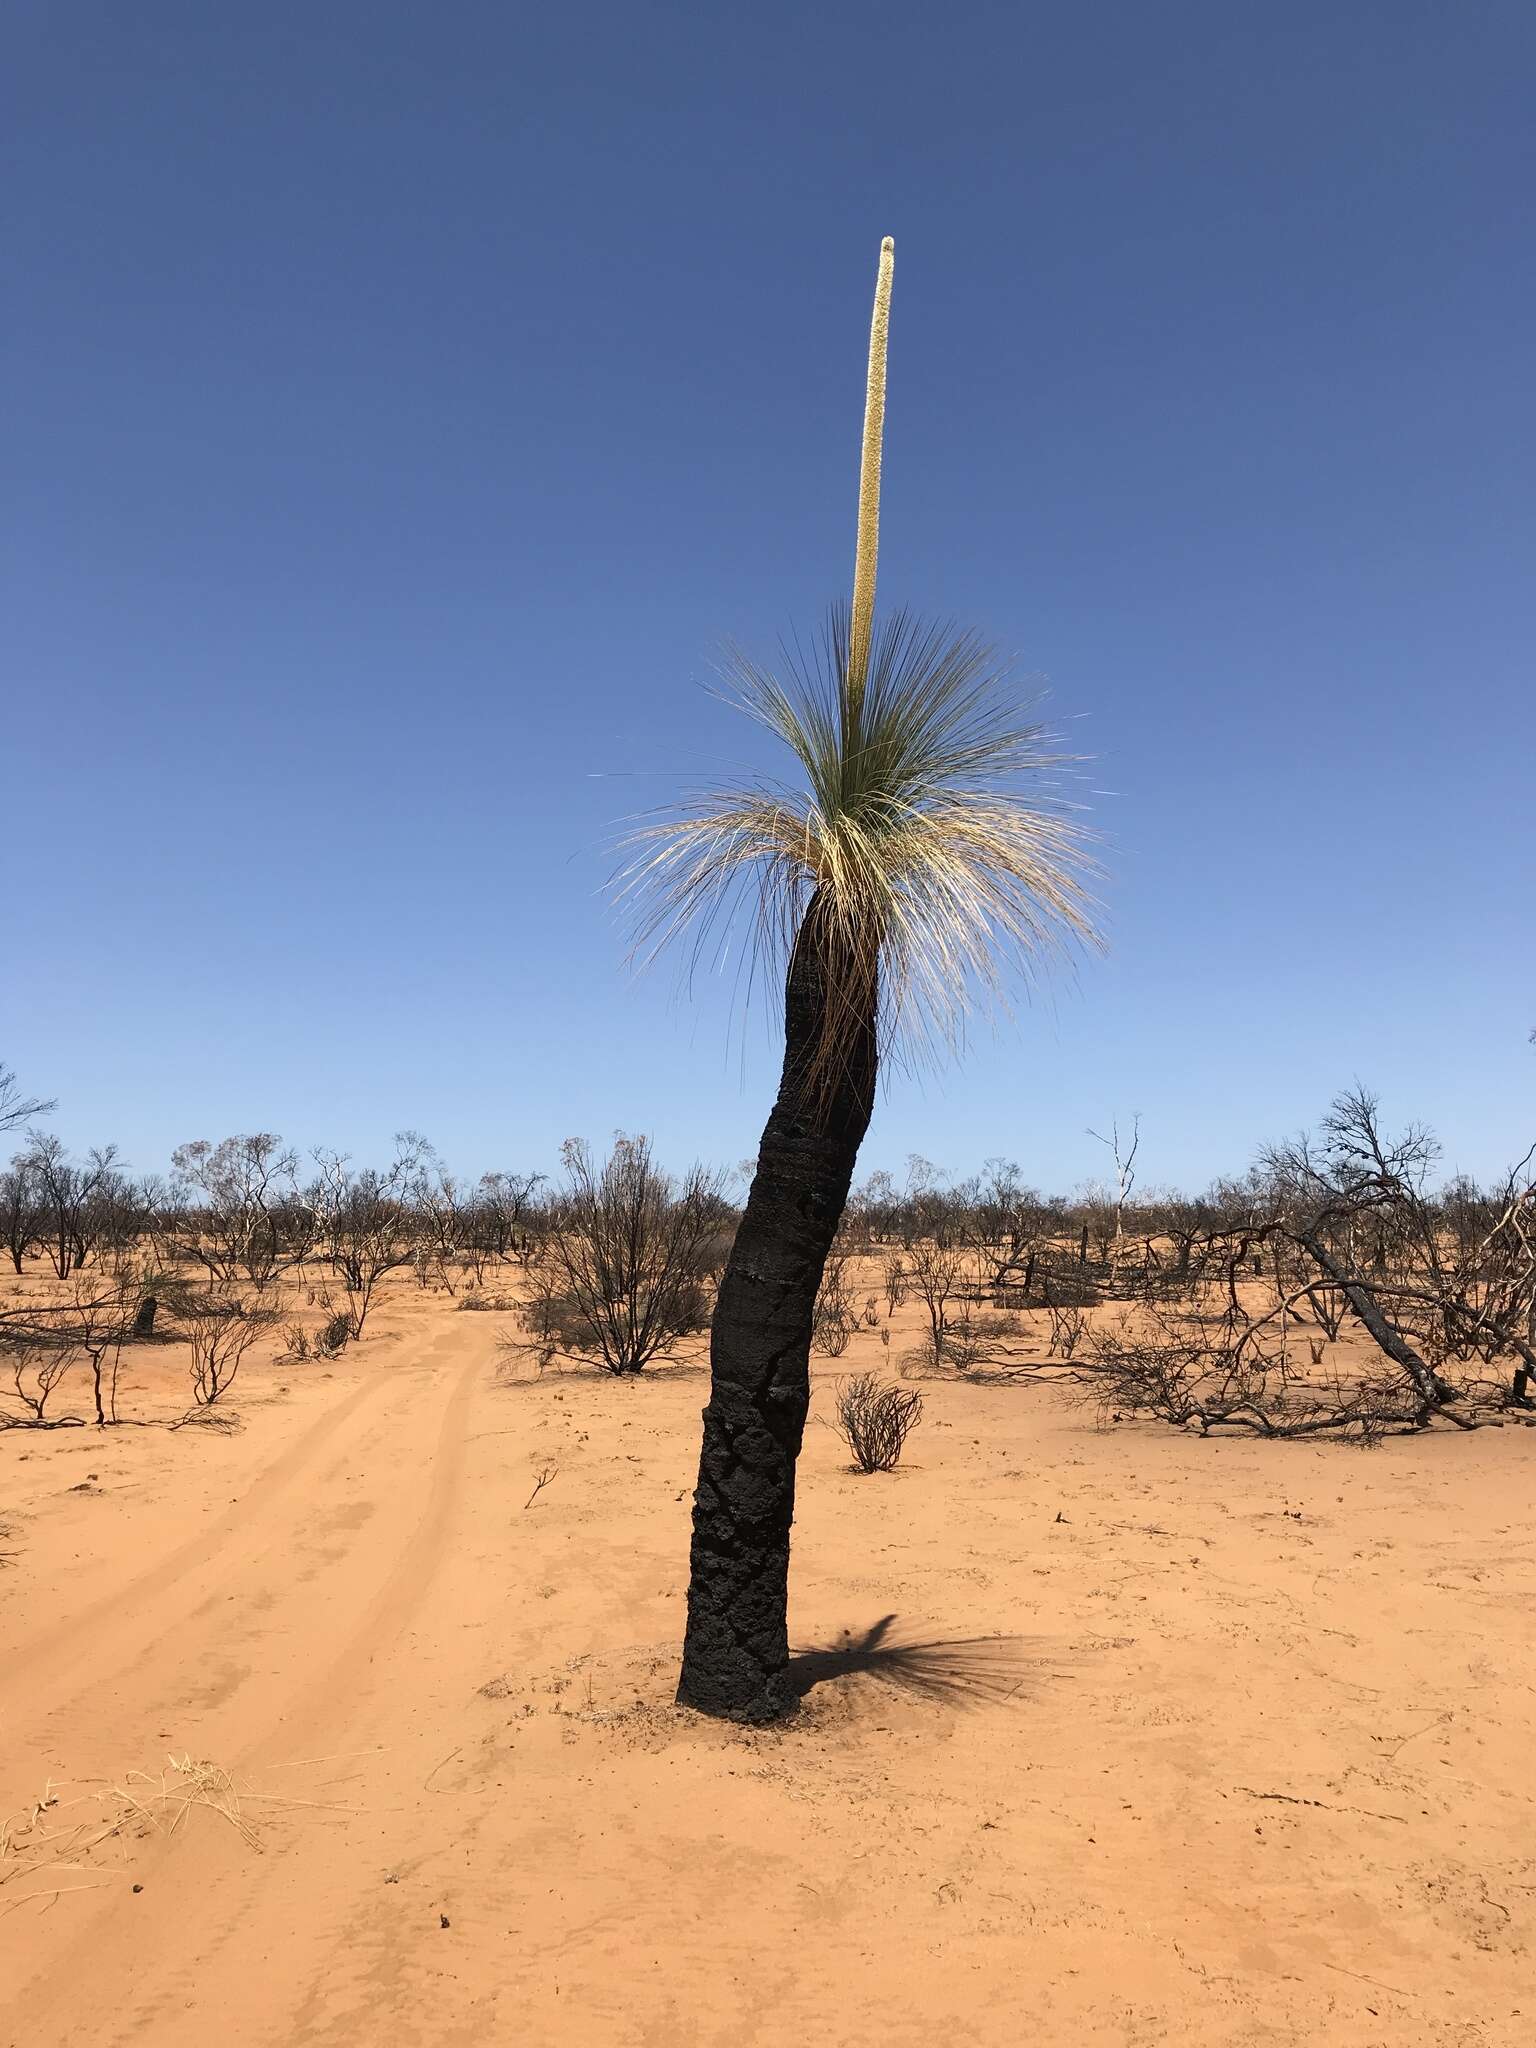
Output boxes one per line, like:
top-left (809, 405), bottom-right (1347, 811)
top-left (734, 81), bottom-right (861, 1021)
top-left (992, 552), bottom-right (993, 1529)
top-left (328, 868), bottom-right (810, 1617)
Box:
top-left (957, 1159), bottom-right (1049, 1297)
top-left (905, 1232), bottom-right (968, 1366)
top-left (0, 1064), bottom-right (55, 1136)
top-left (811, 1248), bottom-right (859, 1356)
top-left (1086, 1114), bottom-right (1141, 1259)
top-left (19, 1136), bottom-right (125, 1278)
top-left (1046, 1093), bottom-right (1534, 1438)
top-left (0, 1161), bottom-right (45, 1275)
top-left (165, 1134), bottom-right (310, 1290)
top-left (473, 1170), bottom-right (546, 1270)
top-left (308, 1135), bottom-right (429, 1337)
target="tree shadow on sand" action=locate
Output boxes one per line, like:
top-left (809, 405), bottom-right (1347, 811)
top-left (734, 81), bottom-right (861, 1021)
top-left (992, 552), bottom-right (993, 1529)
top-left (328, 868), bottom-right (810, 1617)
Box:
top-left (788, 1615), bottom-right (1046, 1709)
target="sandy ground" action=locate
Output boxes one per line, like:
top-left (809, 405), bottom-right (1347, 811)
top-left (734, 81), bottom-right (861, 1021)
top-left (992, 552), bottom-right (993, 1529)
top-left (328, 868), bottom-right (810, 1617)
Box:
top-left (2, 1272), bottom-right (1534, 2047)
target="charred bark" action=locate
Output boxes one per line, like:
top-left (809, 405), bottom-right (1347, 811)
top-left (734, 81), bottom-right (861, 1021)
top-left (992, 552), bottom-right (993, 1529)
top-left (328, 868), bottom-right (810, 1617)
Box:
top-left (1509, 1335), bottom-right (1534, 1405)
top-left (1290, 1225), bottom-right (1456, 1407)
top-left (676, 894), bottom-right (876, 1723)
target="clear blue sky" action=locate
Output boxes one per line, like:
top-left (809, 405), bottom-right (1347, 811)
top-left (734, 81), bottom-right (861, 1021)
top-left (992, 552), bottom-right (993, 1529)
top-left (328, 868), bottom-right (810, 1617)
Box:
top-left (5, 1), bottom-right (1532, 1195)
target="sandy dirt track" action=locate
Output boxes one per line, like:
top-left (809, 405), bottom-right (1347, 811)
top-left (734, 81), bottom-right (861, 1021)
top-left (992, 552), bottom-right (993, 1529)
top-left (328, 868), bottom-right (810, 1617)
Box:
top-left (3, 1287), bottom-right (1534, 2046)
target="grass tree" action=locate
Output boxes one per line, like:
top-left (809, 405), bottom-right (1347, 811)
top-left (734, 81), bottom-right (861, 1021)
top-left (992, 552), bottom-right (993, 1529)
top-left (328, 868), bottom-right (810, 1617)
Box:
top-left (627, 237), bottom-right (1098, 1722)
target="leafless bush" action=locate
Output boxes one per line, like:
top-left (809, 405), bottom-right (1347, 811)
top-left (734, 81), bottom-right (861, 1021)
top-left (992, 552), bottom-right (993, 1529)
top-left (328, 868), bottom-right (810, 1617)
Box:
top-left (812, 1254), bottom-right (859, 1357)
top-left (906, 1237), bottom-right (967, 1357)
top-left (833, 1372), bottom-right (924, 1472)
top-left (458, 1290), bottom-right (518, 1312)
top-left (308, 1135), bottom-right (427, 1337)
top-left (0, 1279), bottom-right (141, 1427)
top-left (517, 1136), bottom-right (727, 1374)
top-left (895, 1329), bottom-right (975, 1377)
top-left (0, 1338), bottom-right (81, 1429)
top-left (72, 1286), bottom-right (131, 1425)
top-left (957, 1159), bottom-right (1050, 1296)
top-left (1046, 1301), bottom-right (1088, 1360)
top-left (911, 1309), bottom-right (1023, 1376)
top-left (184, 1295), bottom-right (271, 1407)
top-left (942, 1322), bottom-right (988, 1372)
top-left (881, 1253), bottom-right (907, 1316)
top-left (1304, 1282), bottom-right (1347, 1341)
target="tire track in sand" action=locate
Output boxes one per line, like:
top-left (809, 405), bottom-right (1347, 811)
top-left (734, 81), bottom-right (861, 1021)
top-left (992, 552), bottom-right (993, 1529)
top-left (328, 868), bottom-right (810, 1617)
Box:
top-left (8, 1359), bottom-right (398, 1693)
top-left (4, 1317), bottom-right (477, 1740)
top-left (3, 1327), bottom-right (492, 2046)
top-left (245, 1332), bottom-right (481, 1760)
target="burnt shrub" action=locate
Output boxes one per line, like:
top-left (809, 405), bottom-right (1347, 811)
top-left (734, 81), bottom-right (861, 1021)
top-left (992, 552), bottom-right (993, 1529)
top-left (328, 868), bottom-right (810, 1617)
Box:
top-left (834, 1372), bottom-right (924, 1473)
top-left (517, 1136), bottom-right (728, 1374)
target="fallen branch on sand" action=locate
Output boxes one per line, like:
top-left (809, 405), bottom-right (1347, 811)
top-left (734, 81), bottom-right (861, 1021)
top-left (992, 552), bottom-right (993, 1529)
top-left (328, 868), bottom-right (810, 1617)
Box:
top-left (168, 1406), bottom-right (244, 1433)
top-left (1235, 1784), bottom-right (1407, 1825)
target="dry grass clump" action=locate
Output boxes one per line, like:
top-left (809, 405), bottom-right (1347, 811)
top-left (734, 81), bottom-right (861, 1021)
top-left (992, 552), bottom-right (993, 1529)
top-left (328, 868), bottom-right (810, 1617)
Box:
top-left (0, 1750), bottom-right (359, 1913)
top-left (1, 1755), bottom-right (261, 1910)
top-left (279, 1307), bottom-right (355, 1362)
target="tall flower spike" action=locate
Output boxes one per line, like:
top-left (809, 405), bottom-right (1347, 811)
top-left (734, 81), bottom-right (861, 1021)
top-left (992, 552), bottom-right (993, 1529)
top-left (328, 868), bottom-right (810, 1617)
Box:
top-left (847, 236), bottom-right (894, 722)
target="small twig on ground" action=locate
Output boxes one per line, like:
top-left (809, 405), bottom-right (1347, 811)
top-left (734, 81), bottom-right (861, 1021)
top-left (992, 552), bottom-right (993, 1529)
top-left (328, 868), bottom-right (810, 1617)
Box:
top-left (263, 1747), bottom-right (390, 1771)
top-left (523, 1462), bottom-right (558, 1510)
top-left (168, 1408), bottom-right (243, 1433)
top-left (1320, 1959), bottom-right (1414, 1999)
top-left (423, 1747), bottom-right (463, 1793)
top-left (1235, 1785), bottom-right (1407, 1824)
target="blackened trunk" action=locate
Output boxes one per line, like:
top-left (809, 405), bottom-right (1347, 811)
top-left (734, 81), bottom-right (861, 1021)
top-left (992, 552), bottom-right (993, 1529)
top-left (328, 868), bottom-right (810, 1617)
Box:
top-left (677, 894), bottom-right (876, 1723)
top-left (1291, 1226), bottom-right (1455, 1407)
top-left (1508, 1336), bottom-right (1534, 1405)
